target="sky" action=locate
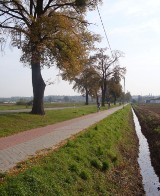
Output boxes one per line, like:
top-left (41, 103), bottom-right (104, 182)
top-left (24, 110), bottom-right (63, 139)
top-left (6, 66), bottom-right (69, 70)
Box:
top-left (1, 0), bottom-right (160, 98)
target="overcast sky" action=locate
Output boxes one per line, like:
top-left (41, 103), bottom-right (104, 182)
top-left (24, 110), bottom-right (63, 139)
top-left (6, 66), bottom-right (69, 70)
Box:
top-left (1, 0), bottom-right (160, 98)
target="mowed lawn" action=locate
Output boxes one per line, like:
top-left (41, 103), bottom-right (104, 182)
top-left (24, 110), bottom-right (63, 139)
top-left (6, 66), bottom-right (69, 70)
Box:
top-left (0, 105), bottom-right (144, 195)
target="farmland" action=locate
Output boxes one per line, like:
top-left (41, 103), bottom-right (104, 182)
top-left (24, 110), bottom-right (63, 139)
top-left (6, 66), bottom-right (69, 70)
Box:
top-left (133, 104), bottom-right (160, 178)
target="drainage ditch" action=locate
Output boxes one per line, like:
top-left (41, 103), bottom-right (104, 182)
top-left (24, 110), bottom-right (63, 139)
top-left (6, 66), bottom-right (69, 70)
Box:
top-left (132, 109), bottom-right (160, 196)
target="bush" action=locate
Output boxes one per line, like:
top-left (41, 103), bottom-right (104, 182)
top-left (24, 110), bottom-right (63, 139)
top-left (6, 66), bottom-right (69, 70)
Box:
top-left (16, 100), bottom-right (27, 105)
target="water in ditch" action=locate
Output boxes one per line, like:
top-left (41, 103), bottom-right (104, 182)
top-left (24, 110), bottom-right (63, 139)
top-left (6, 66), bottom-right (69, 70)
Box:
top-left (132, 109), bottom-right (160, 196)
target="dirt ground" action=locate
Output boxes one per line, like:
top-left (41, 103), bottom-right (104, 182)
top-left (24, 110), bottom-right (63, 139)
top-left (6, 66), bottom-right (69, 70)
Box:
top-left (133, 104), bottom-right (160, 179)
top-left (139, 104), bottom-right (160, 115)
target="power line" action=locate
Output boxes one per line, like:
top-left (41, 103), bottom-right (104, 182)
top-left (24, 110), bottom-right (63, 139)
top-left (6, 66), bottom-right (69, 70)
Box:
top-left (96, 4), bottom-right (113, 56)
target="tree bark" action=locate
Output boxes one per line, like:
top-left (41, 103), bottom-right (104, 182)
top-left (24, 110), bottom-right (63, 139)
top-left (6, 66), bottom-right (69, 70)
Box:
top-left (85, 89), bottom-right (89, 105)
top-left (96, 93), bottom-right (99, 105)
top-left (114, 94), bottom-right (117, 105)
top-left (31, 60), bottom-right (46, 115)
top-left (101, 83), bottom-right (107, 107)
top-left (101, 78), bottom-right (107, 107)
top-left (101, 89), bottom-right (105, 106)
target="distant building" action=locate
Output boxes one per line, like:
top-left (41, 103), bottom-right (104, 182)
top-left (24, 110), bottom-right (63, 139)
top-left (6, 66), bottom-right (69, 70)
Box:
top-left (138, 95), bottom-right (143, 103)
top-left (146, 97), bottom-right (160, 104)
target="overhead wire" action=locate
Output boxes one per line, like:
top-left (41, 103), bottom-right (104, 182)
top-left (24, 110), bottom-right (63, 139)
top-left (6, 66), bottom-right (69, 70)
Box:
top-left (96, 4), bottom-right (113, 57)
top-left (96, 3), bottom-right (125, 92)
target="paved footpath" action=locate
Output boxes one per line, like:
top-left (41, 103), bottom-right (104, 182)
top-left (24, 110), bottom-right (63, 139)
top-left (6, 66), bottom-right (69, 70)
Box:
top-left (0, 106), bottom-right (123, 172)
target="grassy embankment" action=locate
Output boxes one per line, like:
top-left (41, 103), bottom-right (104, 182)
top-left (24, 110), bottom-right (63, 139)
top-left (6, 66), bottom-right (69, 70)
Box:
top-left (0, 105), bottom-right (144, 195)
top-left (0, 105), bottom-right (114, 138)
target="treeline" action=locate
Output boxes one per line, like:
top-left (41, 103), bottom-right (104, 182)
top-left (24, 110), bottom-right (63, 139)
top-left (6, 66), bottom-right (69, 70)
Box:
top-left (68, 48), bottom-right (131, 106)
top-left (0, 93), bottom-right (131, 105)
top-left (0, 96), bottom-right (91, 104)
top-left (0, 1), bottom-right (131, 114)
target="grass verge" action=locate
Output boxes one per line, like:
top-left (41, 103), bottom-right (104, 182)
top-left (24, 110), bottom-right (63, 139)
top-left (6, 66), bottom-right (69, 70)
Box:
top-left (0, 105), bottom-right (144, 195)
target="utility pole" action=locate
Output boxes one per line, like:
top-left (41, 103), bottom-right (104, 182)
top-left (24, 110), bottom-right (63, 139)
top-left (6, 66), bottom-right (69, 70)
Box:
top-left (123, 77), bottom-right (125, 109)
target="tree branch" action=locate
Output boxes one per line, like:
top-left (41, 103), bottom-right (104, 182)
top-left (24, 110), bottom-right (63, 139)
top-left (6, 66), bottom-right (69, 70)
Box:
top-left (0, 24), bottom-right (29, 36)
top-left (0, 1), bottom-right (30, 27)
top-left (44, 1), bottom-right (75, 13)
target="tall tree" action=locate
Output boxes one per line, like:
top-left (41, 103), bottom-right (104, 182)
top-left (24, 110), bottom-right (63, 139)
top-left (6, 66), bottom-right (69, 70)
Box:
top-left (108, 79), bottom-right (122, 105)
top-left (0, 0), bottom-right (102, 115)
top-left (72, 65), bottom-right (100, 105)
top-left (92, 48), bottom-right (125, 106)
top-left (125, 91), bottom-right (132, 102)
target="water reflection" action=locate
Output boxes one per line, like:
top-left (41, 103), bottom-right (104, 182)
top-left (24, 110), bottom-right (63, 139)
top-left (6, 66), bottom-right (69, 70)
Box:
top-left (132, 109), bottom-right (160, 196)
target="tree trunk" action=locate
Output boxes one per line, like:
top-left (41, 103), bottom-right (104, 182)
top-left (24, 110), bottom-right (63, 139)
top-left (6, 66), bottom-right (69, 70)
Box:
top-left (101, 80), bottom-right (107, 107)
top-left (101, 86), bottom-right (106, 107)
top-left (31, 60), bottom-right (46, 115)
top-left (114, 95), bottom-right (117, 105)
top-left (96, 93), bottom-right (99, 105)
top-left (85, 89), bottom-right (89, 105)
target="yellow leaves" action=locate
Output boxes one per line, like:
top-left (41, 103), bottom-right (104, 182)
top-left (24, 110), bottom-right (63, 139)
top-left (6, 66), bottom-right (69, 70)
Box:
top-left (10, 2), bottom-right (97, 75)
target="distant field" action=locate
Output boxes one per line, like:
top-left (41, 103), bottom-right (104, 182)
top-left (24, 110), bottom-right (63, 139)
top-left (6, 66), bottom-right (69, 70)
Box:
top-left (136, 103), bottom-right (160, 115)
top-left (133, 104), bottom-right (160, 179)
top-left (0, 103), bottom-right (29, 110)
top-left (0, 102), bottom-right (87, 110)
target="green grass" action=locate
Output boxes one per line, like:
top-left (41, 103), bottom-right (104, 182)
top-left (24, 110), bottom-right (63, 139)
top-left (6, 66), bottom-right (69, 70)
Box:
top-left (0, 104), bottom-right (30, 110)
top-left (0, 102), bottom-right (86, 110)
top-left (44, 102), bottom-right (86, 108)
top-left (0, 105), bottom-right (143, 195)
top-left (0, 105), bottom-right (109, 137)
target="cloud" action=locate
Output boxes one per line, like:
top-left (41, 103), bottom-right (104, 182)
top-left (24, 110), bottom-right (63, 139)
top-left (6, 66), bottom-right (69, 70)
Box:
top-left (88, 0), bottom-right (160, 95)
top-left (106, 0), bottom-right (160, 17)
top-left (110, 17), bottom-right (160, 36)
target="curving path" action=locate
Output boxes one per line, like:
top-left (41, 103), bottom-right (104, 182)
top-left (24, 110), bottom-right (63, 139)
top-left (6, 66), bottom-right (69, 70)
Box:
top-left (0, 105), bottom-right (124, 172)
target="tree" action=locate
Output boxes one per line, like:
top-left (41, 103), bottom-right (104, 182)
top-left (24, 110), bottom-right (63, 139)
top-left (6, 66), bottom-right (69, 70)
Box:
top-left (88, 73), bottom-right (101, 104)
top-left (108, 69), bottom-right (124, 105)
top-left (72, 65), bottom-right (100, 105)
top-left (125, 91), bottom-right (132, 102)
top-left (92, 48), bottom-right (125, 106)
top-left (0, 0), bottom-right (102, 115)
top-left (108, 80), bottom-right (122, 105)
top-left (64, 96), bottom-right (69, 102)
